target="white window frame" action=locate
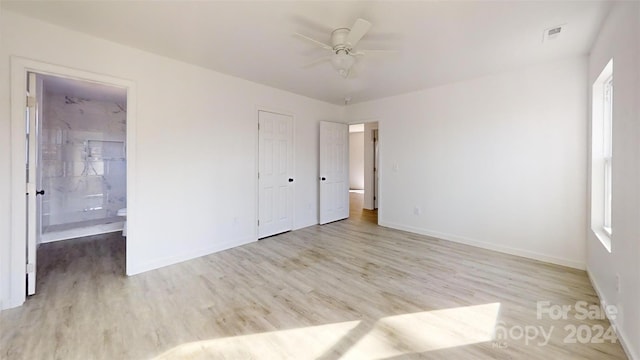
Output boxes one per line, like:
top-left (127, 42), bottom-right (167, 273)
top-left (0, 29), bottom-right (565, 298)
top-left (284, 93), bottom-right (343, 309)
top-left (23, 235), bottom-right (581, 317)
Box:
top-left (602, 75), bottom-right (613, 236)
top-left (590, 59), bottom-right (613, 252)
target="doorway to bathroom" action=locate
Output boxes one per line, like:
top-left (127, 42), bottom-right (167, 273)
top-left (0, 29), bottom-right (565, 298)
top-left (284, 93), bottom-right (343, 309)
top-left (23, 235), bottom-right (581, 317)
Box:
top-left (27, 73), bottom-right (128, 296)
top-left (38, 75), bottom-right (128, 240)
top-left (9, 58), bottom-right (136, 307)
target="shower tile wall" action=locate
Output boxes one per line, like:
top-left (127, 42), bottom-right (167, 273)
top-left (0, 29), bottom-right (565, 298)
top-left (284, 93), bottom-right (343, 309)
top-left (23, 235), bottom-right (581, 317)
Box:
top-left (41, 93), bottom-right (126, 231)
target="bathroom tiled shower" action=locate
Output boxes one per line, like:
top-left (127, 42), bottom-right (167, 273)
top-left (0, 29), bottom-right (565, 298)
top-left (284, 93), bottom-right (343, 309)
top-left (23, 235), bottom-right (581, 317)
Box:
top-left (40, 78), bottom-right (127, 242)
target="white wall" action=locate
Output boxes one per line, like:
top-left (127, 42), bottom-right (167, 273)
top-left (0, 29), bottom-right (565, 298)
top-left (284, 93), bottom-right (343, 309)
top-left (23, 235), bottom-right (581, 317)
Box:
top-left (0, 6), bottom-right (10, 311)
top-left (347, 56), bottom-right (588, 269)
top-left (0, 10), bottom-right (343, 309)
top-left (363, 122), bottom-right (379, 210)
top-left (349, 131), bottom-right (364, 189)
top-left (587, 2), bottom-right (640, 359)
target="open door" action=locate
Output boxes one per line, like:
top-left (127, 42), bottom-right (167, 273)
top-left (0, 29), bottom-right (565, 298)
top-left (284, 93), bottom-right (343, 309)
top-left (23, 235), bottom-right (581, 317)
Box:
top-left (25, 72), bottom-right (42, 296)
top-left (373, 129), bottom-right (379, 210)
top-left (319, 121), bottom-right (349, 224)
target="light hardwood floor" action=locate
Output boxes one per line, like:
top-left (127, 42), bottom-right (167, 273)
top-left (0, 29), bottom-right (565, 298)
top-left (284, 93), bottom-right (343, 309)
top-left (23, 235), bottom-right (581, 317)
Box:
top-left (0, 194), bottom-right (627, 359)
top-left (349, 191), bottom-right (378, 225)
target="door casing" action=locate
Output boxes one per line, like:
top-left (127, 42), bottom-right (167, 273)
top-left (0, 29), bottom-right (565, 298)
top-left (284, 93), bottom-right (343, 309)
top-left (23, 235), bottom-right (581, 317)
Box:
top-left (7, 57), bottom-right (137, 309)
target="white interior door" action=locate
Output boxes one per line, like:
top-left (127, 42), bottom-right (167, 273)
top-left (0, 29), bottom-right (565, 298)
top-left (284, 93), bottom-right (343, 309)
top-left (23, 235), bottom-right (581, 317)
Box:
top-left (258, 111), bottom-right (294, 238)
top-left (26, 72), bottom-right (41, 296)
top-left (373, 129), bottom-right (379, 210)
top-left (319, 121), bottom-right (349, 224)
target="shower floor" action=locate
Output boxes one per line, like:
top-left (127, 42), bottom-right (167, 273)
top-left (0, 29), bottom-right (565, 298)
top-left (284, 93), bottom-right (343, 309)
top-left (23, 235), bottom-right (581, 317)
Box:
top-left (42, 217), bottom-right (124, 243)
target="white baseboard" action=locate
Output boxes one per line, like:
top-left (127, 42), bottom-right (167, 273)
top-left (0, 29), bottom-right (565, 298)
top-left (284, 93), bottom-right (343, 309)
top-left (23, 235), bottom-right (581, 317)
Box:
top-left (587, 271), bottom-right (638, 360)
top-left (127, 236), bottom-right (256, 276)
top-left (378, 221), bottom-right (585, 270)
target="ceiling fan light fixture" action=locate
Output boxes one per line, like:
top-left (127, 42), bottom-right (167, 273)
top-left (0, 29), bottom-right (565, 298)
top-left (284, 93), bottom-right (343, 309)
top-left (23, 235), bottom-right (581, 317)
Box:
top-left (294, 18), bottom-right (394, 79)
top-left (331, 52), bottom-right (355, 77)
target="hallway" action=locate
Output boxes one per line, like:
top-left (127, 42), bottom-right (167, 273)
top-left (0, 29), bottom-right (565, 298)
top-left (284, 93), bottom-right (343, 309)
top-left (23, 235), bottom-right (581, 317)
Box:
top-left (349, 190), bottom-right (377, 224)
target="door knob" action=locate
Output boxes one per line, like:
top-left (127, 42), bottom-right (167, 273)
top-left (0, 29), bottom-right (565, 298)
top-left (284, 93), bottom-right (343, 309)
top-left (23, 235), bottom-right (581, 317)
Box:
top-left (288, 178), bottom-right (294, 182)
top-left (321, 177), bottom-right (326, 181)
top-left (36, 190), bottom-right (45, 196)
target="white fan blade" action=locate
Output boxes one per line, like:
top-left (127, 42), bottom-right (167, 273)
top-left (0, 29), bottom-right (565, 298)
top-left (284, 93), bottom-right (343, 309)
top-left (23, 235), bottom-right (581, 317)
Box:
top-left (303, 56), bottom-right (332, 68)
top-left (352, 49), bottom-right (398, 56)
top-left (346, 18), bottom-right (372, 47)
top-left (293, 33), bottom-right (333, 50)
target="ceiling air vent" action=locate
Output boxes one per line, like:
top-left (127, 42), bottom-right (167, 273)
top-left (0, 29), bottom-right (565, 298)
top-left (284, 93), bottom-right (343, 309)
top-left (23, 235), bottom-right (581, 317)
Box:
top-left (543, 24), bottom-right (566, 43)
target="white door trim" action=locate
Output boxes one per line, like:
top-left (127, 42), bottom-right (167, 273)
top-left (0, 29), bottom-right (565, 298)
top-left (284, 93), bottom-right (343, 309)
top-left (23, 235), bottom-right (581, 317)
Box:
top-left (7, 57), bottom-right (137, 309)
top-left (349, 119), bottom-right (381, 219)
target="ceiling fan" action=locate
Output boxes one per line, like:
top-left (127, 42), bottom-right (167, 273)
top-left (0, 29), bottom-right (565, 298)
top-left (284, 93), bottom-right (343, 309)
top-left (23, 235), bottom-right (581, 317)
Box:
top-left (294, 18), bottom-right (395, 78)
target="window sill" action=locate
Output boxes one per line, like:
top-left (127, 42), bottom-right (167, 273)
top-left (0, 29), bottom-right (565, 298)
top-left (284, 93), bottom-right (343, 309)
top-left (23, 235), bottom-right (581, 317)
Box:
top-left (593, 228), bottom-right (612, 253)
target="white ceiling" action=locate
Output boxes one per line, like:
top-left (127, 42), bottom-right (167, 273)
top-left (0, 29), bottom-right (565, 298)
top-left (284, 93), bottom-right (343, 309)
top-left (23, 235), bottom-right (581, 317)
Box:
top-left (3, 1), bottom-right (611, 105)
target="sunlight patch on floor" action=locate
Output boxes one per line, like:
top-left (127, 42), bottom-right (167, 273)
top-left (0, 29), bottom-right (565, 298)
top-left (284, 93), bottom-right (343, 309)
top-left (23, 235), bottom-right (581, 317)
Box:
top-left (153, 320), bottom-right (361, 359)
top-left (342, 303), bottom-right (501, 358)
top-left (153, 303), bottom-right (501, 359)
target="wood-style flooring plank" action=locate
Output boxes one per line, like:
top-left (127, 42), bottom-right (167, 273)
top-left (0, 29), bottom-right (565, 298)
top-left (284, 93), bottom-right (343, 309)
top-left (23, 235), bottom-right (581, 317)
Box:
top-left (0, 194), bottom-right (627, 359)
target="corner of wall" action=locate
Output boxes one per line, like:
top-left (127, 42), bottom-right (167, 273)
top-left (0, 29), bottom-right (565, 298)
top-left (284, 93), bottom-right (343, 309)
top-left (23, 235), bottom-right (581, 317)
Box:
top-left (586, 2), bottom-right (640, 359)
top-left (587, 269), bottom-right (639, 360)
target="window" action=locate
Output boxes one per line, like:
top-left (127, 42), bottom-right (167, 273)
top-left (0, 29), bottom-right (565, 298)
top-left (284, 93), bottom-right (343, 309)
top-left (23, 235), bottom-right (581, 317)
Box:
top-left (602, 76), bottom-right (613, 235)
top-left (591, 59), bottom-right (613, 251)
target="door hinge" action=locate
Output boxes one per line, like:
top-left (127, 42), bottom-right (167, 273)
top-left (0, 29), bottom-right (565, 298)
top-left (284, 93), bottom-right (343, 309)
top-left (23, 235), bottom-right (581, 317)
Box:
top-left (27, 96), bottom-right (36, 108)
top-left (258, 123), bottom-right (260, 130)
top-left (258, 172), bottom-right (260, 179)
top-left (26, 263), bottom-right (35, 273)
top-left (374, 196), bottom-right (377, 201)
top-left (257, 220), bottom-right (260, 226)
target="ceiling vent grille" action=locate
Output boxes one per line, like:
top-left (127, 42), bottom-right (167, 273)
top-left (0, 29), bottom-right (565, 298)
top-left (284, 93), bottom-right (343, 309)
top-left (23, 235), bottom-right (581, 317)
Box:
top-left (543, 24), bottom-right (566, 42)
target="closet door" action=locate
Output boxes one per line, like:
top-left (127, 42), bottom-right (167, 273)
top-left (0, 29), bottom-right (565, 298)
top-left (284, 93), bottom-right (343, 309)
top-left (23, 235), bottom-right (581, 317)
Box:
top-left (258, 111), bottom-right (294, 238)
